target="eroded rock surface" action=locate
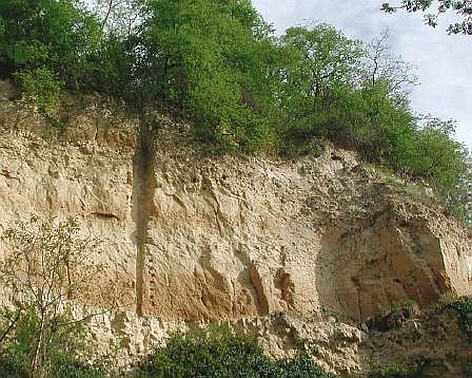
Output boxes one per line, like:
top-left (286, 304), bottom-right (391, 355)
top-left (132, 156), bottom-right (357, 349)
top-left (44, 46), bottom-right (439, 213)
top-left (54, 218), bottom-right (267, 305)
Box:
top-left (0, 109), bottom-right (471, 373)
top-left (0, 117), bottom-right (470, 321)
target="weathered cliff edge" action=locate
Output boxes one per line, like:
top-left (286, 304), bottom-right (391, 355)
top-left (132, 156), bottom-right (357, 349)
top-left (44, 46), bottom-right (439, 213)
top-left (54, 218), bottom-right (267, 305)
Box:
top-left (0, 102), bottom-right (471, 374)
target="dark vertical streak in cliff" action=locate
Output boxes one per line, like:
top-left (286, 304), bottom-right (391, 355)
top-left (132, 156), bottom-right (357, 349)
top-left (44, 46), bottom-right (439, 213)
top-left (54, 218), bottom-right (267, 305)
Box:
top-left (132, 113), bottom-right (158, 316)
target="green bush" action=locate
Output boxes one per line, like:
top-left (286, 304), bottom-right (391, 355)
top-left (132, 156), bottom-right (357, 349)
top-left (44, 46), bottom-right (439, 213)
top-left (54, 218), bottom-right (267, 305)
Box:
top-left (450, 297), bottom-right (472, 336)
top-left (368, 357), bottom-right (428, 378)
top-left (134, 325), bottom-right (334, 378)
top-left (13, 67), bottom-right (62, 115)
top-left (410, 118), bottom-right (470, 219)
top-left (0, 216), bottom-right (108, 378)
top-left (0, 307), bottom-right (106, 378)
top-left (368, 365), bottom-right (414, 378)
top-left (0, 0), bottom-right (102, 88)
top-left (279, 353), bottom-right (335, 378)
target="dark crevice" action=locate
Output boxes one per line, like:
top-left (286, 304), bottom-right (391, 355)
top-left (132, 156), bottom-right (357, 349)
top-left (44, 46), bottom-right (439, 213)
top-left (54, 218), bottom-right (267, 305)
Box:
top-left (132, 113), bottom-right (159, 317)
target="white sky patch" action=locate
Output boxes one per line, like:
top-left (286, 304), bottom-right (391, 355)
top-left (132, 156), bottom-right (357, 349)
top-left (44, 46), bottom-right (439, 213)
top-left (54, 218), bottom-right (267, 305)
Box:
top-left (252, 0), bottom-right (472, 150)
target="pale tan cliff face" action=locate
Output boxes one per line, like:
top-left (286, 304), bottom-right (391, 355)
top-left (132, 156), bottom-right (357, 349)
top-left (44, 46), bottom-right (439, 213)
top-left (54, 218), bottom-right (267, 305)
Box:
top-left (0, 112), bottom-right (470, 323)
top-left (138, 146), bottom-right (471, 321)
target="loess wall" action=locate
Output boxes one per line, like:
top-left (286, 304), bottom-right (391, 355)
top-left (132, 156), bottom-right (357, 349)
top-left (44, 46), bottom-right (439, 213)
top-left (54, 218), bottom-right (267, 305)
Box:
top-left (0, 107), bottom-right (470, 323)
top-left (1, 97), bottom-right (471, 374)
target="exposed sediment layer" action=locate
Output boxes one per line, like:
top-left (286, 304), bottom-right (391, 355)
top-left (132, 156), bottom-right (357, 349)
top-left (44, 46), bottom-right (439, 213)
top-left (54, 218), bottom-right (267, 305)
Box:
top-left (0, 109), bottom-right (470, 322)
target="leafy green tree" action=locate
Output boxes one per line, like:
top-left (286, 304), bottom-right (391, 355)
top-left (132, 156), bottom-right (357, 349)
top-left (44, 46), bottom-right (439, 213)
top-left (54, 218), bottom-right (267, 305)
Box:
top-left (0, 216), bottom-right (108, 377)
top-left (352, 31), bottom-right (419, 165)
top-left (382, 0), bottom-right (472, 34)
top-left (411, 116), bottom-right (470, 218)
top-left (0, 0), bottom-right (102, 95)
top-left (281, 24), bottom-right (362, 103)
top-left (276, 22), bottom-right (414, 162)
top-left (278, 24), bottom-right (363, 141)
top-left (125, 0), bottom-right (278, 151)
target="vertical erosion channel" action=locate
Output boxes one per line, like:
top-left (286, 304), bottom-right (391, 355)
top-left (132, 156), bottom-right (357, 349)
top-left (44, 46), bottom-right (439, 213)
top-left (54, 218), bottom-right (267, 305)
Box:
top-left (133, 115), bottom-right (158, 316)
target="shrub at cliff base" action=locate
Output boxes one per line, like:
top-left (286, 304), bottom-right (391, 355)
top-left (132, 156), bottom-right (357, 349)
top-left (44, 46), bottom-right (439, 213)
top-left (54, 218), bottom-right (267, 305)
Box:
top-left (135, 325), bottom-right (334, 378)
top-left (450, 297), bottom-right (472, 336)
top-left (0, 307), bottom-right (106, 378)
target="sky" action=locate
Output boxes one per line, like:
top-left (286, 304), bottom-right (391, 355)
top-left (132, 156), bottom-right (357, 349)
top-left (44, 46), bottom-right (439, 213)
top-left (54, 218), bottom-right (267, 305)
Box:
top-left (252, 0), bottom-right (472, 151)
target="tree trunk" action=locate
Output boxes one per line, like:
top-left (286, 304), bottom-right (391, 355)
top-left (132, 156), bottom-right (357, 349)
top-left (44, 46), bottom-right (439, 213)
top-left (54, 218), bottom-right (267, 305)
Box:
top-left (31, 310), bottom-right (46, 378)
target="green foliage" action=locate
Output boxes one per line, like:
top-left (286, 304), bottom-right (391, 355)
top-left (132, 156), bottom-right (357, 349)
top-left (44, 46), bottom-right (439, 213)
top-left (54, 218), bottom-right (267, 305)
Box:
top-left (411, 117), bottom-right (467, 185)
top-left (135, 325), bottom-right (334, 378)
top-left (0, 215), bottom-right (105, 377)
top-left (382, 0), bottom-right (472, 34)
top-left (410, 116), bottom-right (470, 221)
top-left (84, 34), bottom-right (134, 99)
top-left (276, 24), bottom-right (416, 165)
top-left (450, 297), bottom-right (472, 336)
top-left (127, 0), bottom-right (278, 151)
top-left (0, 308), bottom-right (106, 378)
top-left (13, 68), bottom-right (62, 115)
top-left (279, 352), bottom-right (334, 378)
top-left (0, 0), bottom-right (102, 92)
top-left (368, 364), bottom-right (415, 378)
top-left (281, 24), bottom-right (362, 100)
top-left (278, 24), bottom-right (362, 139)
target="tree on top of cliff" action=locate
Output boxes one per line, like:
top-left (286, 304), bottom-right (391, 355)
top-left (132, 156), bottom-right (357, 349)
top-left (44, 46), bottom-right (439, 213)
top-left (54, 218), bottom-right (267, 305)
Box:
top-left (122, 0), bottom-right (279, 151)
top-left (0, 0), bottom-right (102, 87)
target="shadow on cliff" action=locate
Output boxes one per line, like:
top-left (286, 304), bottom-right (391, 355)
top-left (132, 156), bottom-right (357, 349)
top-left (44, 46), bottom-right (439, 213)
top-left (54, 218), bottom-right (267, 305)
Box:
top-left (132, 113), bottom-right (159, 316)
